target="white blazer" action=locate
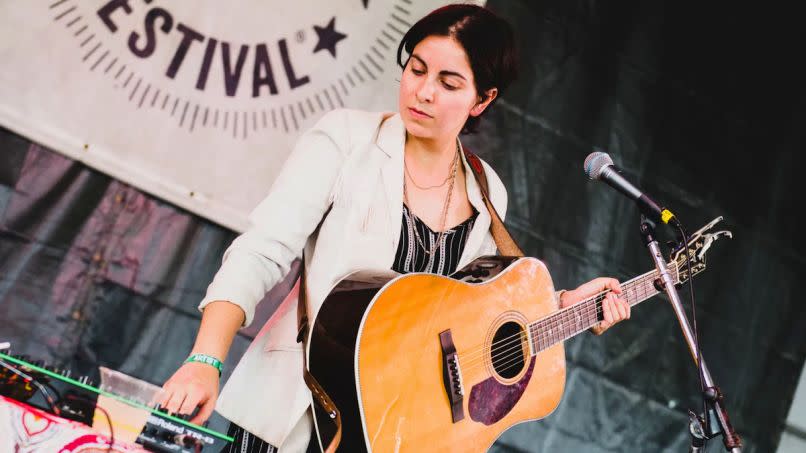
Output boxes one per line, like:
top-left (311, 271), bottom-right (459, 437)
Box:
top-left (199, 109), bottom-right (508, 451)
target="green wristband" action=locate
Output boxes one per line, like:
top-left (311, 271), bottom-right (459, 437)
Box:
top-left (185, 353), bottom-right (223, 376)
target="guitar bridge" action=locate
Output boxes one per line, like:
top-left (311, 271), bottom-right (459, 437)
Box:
top-left (439, 329), bottom-right (465, 423)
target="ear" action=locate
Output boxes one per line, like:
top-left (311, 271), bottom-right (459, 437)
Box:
top-left (469, 88), bottom-right (498, 117)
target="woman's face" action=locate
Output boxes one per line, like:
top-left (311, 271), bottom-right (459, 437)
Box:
top-left (398, 35), bottom-right (489, 142)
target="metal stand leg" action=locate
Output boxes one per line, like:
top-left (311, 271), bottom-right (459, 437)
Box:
top-left (639, 217), bottom-right (742, 452)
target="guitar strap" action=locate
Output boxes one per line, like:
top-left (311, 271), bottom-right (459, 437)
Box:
top-left (297, 147), bottom-right (521, 452)
top-left (462, 148), bottom-right (525, 257)
top-left (298, 261), bottom-right (342, 453)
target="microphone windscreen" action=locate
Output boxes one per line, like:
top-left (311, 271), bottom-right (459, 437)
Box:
top-left (584, 150), bottom-right (614, 180)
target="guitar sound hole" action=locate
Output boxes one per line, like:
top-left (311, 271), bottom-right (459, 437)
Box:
top-left (491, 321), bottom-right (526, 379)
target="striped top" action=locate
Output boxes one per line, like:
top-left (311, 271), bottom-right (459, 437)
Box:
top-left (392, 203), bottom-right (479, 276)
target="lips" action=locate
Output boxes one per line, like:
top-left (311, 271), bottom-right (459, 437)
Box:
top-left (409, 107), bottom-right (432, 118)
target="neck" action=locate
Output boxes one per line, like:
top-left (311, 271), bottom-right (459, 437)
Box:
top-left (405, 133), bottom-right (458, 172)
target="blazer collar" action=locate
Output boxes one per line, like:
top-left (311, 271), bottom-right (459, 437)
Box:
top-left (375, 113), bottom-right (493, 269)
top-left (376, 112), bottom-right (405, 158)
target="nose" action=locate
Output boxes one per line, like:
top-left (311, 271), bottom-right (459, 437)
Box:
top-left (415, 77), bottom-right (435, 103)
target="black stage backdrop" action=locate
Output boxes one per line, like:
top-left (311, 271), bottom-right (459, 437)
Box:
top-left (1, 1), bottom-right (804, 451)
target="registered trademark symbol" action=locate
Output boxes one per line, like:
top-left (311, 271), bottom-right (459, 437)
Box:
top-left (296, 30), bottom-right (305, 43)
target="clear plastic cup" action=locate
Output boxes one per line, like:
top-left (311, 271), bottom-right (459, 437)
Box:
top-left (92, 367), bottom-right (161, 444)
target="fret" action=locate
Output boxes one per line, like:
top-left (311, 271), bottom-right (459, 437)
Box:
top-left (535, 324), bottom-right (544, 353)
top-left (536, 321), bottom-right (544, 353)
top-left (537, 326), bottom-right (546, 351)
top-left (563, 308), bottom-right (572, 342)
top-left (571, 304), bottom-right (583, 340)
top-left (630, 276), bottom-right (644, 305)
top-left (559, 309), bottom-right (567, 343)
top-left (558, 309), bottom-right (567, 343)
top-left (548, 317), bottom-right (557, 346)
top-left (589, 297), bottom-right (601, 326)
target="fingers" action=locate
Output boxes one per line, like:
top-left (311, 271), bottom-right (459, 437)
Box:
top-left (596, 292), bottom-right (631, 335)
top-left (576, 277), bottom-right (623, 301)
top-left (154, 385), bottom-right (178, 409)
top-left (178, 386), bottom-right (202, 416)
top-left (602, 294), bottom-right (615, 325)
top-left (611, 292), bottom-right (629, 321)
top-left (602, 277), bottom-right (622, 295)
top-left (161, 385), bottom-right (187, 415)
top-left (620, 295), bottom-right (631, 320)
top-left (577, 277), bottom-right (631, 336)
top-left (155, 362), bottom-right (219, 421)
top-left (189, 398), bottom-right (216, 425)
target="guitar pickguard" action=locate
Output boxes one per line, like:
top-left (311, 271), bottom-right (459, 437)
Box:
top-left (468, 357), bottom-right (536, 425)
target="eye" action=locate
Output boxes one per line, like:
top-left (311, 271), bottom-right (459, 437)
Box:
top-left (411, 67), bottom-right (425, 75)
top-left (442, 82), bottom-right (458, 91)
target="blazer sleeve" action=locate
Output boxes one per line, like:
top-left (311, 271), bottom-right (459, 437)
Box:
top-left (198, 109), bottom-right (352, 327)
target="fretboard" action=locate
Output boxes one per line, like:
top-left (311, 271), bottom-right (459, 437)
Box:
top-left (528, 264), bottom-right (677, 354)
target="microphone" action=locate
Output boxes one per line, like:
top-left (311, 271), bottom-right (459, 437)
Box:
top-left (584, 150), bottom-right (680, 228)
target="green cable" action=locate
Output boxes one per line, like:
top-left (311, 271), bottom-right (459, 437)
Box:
top-left (0, 352), bottom-right (234, 443)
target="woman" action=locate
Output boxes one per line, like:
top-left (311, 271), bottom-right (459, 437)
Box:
top-left (157, 4), bottom-right (630, 452)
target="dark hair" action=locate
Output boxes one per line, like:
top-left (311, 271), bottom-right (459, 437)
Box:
top-left (397, 3), bottom-right (519, 134)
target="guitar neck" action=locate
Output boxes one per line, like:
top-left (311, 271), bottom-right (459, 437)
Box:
top-left (527, 264), bottom-right (677, 354)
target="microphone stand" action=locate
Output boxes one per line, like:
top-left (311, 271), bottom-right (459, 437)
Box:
top-left (639, 216), bottom-right (742, 452)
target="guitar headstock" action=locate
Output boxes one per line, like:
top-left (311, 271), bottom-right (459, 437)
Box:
top-left (670, 216), bottom-right (733, 285)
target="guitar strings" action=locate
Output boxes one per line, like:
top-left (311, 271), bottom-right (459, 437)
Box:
top-left (455, 285), bottom-right (617, 365)
top-left (458, 281), bottom-right (633, 365)
top-left (460, 292), bottom-right (612, 371)
top-left (493, 292), bottom-right (626, 374)
top-left (457, 266), bottom-right (667, 367)
top-left (462, 297), bottom-right (612, 375)
top-left (464, 278), bottom-right (662, 376)
top-left (473, 276), bottom-right (659, 372)
top-left (490, 285), bottom-right (650, 376)
top-left (458, 271), bottom-right (663, 374)
top-left (462, 300), bottom-right (606, 372)
top-left (459, 289), bottom-right (615, 368)
top-left (456, 269), bottom-right (660, 366)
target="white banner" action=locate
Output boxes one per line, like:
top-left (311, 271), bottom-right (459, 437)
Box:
top-left (0, 0), bottom-right (479, 232)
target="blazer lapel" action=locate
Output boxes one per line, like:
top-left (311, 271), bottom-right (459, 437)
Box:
top-left (375, 113), bottom-right (406, 260)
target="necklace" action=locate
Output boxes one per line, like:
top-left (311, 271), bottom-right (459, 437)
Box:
top-left (403, 142), bottom-right (460, 256)
top-left (404, 148), bottom-right (458, 190)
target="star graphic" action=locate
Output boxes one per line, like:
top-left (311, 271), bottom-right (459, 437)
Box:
top-left (313, 17), bottom-right (347, 58)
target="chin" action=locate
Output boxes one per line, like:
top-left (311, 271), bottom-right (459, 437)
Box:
top-left (406, 124), bottom-right (435, 139)
top-left (402, 118), bottom-right (435, 140)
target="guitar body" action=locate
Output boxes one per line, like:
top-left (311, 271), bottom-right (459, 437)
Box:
top-left (308, 256), bottom-right (566, 452)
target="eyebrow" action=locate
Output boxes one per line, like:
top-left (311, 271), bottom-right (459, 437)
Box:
top-left (411, 54), bottom-right (467, 81)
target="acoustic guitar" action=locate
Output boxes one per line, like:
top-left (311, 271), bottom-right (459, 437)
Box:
top-left (307, 217), bottom-right (731, 452)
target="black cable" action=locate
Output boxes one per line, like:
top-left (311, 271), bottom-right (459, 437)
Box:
top-left (95, 403), bottom-right (115, 453)
top-left (0, 358), bottom-right (61, 415)
top-left (65, 393), bottom-right (115, 452)
top-left (1, 358), bottom-right (115, 451)
top-left (677, 223), bottom-right (709, 448)
top-left (43, 381), bottom-right (64, 404)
